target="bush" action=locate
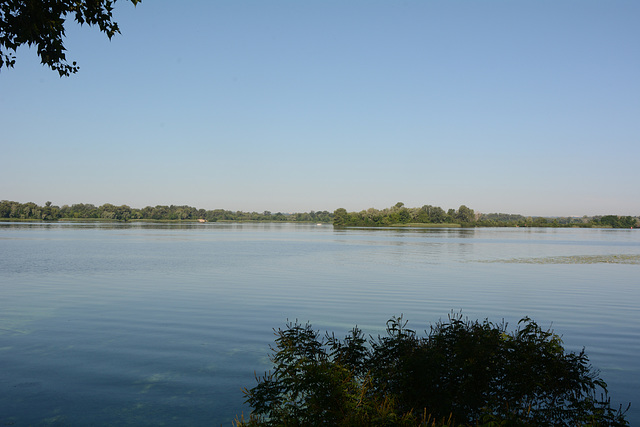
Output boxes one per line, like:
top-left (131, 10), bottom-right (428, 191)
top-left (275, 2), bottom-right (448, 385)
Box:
top-left (236, 313), bottom-right (629, 426)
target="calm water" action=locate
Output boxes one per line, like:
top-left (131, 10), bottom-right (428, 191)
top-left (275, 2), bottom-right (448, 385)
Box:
top-left (1, 222), bottom-right (639, 425)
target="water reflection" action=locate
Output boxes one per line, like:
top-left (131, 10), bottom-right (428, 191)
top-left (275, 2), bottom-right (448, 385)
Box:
top-left (0, 221), bottom-right (218, 231)
top-left (332, 226), bottom-right (477, 237)
top-left (1, 222), bottom-right (639, 425)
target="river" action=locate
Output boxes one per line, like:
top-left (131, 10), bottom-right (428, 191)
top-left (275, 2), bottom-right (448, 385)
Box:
top-left (1, 222), bottom-right (638, 425)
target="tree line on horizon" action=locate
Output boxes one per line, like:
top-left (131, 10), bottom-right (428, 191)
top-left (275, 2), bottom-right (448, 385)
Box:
top-left (1, 200), bottom-right (637, 228)
top-left (333, 202), bottom-right (639, 229)
top-left (0, 200), bottom-right (332, 223)
top-left (334, 202), bottom-right (475, 227)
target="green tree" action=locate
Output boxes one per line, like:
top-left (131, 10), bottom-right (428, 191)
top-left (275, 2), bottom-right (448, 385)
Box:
top-left (428, 206), bottom-right (447, 223)
top-left (42, 200), bottom-right (59, 220)
top-left (446, 208), bottom-right (456, 223)
top-left (333, 208), bottom-right (348, 227)
top-left (1, 0), bottom-right (141, 76)
top-left (151, 205), bottom-right (169, 220)
top-left (0, 200), bottom-right (11, 218)
top-left (398, 207), bottom-right (410, 224)
top-left (238, 314), bottom-right (629, 426)
top-left (599, 215), bottom-right (637, 228)
top-left (114, 204), bottom-right (131, 221)
top-left (455, 205), bottom-right (475, 224)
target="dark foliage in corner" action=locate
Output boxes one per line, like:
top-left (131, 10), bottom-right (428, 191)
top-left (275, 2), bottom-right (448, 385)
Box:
top-left (0, 0), bottom-right (140, 76)
top-left (236, 313), bottom-right (629, 426)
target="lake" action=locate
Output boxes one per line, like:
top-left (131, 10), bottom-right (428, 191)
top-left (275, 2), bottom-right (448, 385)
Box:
top-left (1, 222), bottom-right (639, 425)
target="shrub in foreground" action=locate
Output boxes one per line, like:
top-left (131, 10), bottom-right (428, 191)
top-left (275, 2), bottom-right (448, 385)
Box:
top-left (236, 314), bottom-right (629, 426)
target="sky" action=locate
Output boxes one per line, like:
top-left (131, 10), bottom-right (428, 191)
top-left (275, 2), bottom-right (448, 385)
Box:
top-left (1, 0), bottom-right (639, 216)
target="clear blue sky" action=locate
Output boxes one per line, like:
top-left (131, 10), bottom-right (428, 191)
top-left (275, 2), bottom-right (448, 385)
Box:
top-left (2, 0), bottom-right (639, 216)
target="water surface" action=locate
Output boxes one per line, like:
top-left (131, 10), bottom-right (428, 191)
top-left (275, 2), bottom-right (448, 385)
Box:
top-left (1, 222), bottom-right (638, 425)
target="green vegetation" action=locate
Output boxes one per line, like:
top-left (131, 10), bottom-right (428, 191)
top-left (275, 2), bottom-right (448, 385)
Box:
top-left (1, 200), bottom-right (637, 228)
top-left (236, 314), bottom-right (629, 426)
top-left (0, 200), bottom-right (332, 223)
top-left (476, 213), bottom-right (638, 229)
top-left (596, 215), bottom-right (637, 229)
top-left (333, 203), bottom-right (476, 228)
top-left (1, 0), bottom-right (141, 76)
top-left (390, 223), bottom-right (461, 228)
top-left (333, 203), bottom-right (639, 229)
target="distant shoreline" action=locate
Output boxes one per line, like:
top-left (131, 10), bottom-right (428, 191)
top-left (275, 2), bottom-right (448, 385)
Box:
top-left (0, 218), bottom-right (332, 224)
top-left (1, 200), bottom-right (637, 228)
top-left (389, 222), bottom-right (461, 228)
top-left (1, 218), bottom-right (629, 230)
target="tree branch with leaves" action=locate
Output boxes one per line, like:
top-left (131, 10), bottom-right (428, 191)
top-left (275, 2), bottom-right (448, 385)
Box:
top-left (0, 0), bottom-right (140, 76)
